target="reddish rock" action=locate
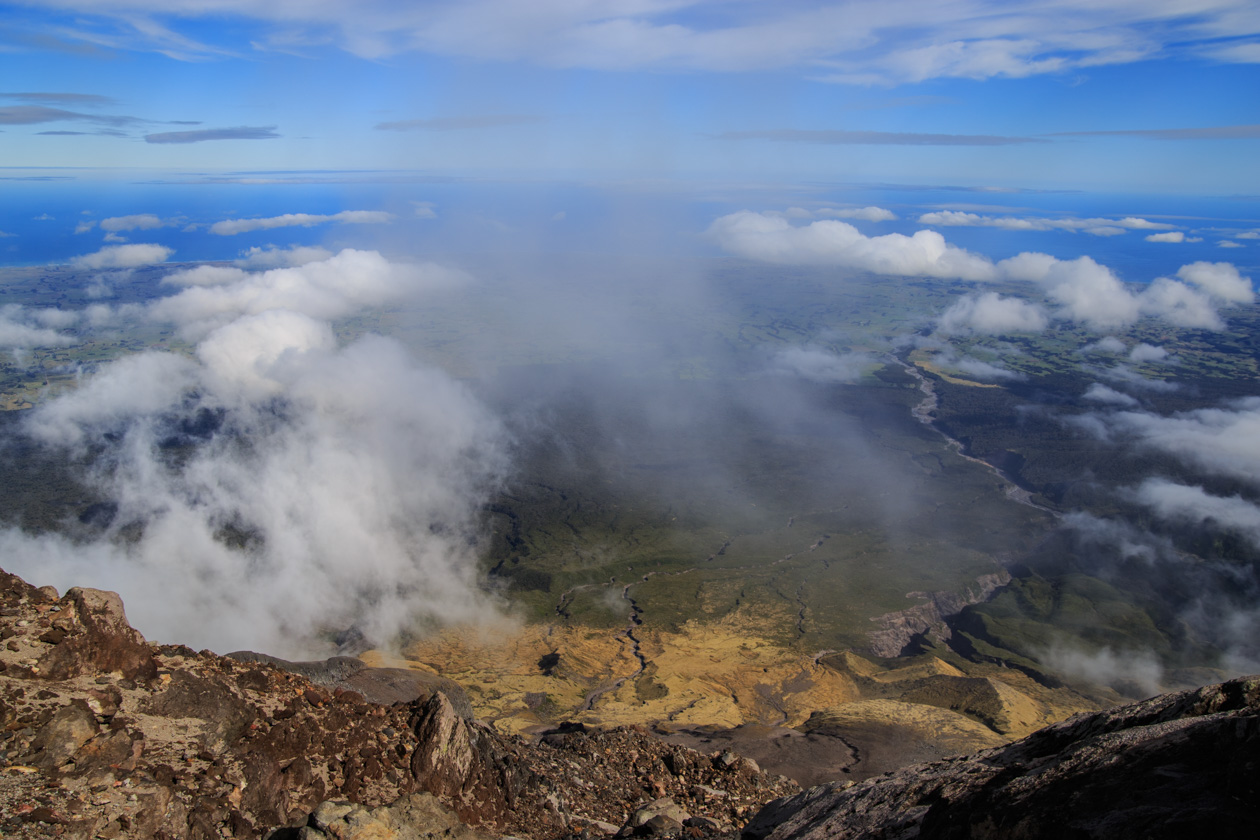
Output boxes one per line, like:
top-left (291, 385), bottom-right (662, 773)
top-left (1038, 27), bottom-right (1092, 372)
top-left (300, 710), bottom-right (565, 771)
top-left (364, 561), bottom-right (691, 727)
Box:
top-left (37, 586), bottom-right (158, 682)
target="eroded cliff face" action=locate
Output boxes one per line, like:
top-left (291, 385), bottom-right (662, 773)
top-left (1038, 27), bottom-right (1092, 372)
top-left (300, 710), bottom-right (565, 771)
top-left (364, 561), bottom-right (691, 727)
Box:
top-left (745, 675), bottom-right (1260, 840)
top-left (0, 567), bottom-right (797, 839)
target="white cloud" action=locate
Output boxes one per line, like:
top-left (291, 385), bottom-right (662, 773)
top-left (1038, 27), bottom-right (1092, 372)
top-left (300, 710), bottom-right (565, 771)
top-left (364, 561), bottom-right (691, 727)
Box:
top-left (1095, 363), bottom-right (1178, 393)
top-left (0, 305), bottom-right (78, 349)
top-left (1138, 278), bottom-right (1223, 330)
top-left (162, 264), bottom-right (250, 287)
top-left (234, 244), bottom-right (335, 268)
top-left (149, 248), bottom-right (467, 339)
top-left (1128, 343), bottom-right (1169, 363)
top-left (6, 248), bottom-right (507, 656)
top-left (70, 243), bottom-right (173, 269)
top-left (937, 291), bottom-right (1048, 334)
top-left (1145, 231), bottom-right (1185, 243)
top-left (1041, 643), bottom-right (1164, 697)
top-left (209, 209), bottom-right (393, 235)
top-left (708, 211), bottom-right (998, 280)
top-left (1082, 336), bottom-right (1127, 355)
top-left (820, 206), bottom-right (897, 222)
top-left (1000, 253), bottom-right (1141, 330)
top-left (1107, 398), bottom-right (1260, 488)
top-left (952, 356), bottom-right (1023, 381)
top-left (1219, 240), bottom-right (1244, 248)
top-left (770, 346), bottom-right (872, 383)
top-left (714, 214), bottom-right (1246, 334)
top-left (918, 210), bottom-right (1174, 236)
top-left (1083, 383), bottom-right (1138, 407)
top-left (100, 213), bottom-right (166, 232)
top-left (1176, 261), bottom-right (1254, 304)
top-left (1128, 478), bottom-right (1260, 548)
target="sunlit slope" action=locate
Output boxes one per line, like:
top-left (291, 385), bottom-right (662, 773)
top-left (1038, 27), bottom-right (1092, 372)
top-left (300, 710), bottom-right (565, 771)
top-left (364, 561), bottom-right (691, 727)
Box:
top-left (399, 621), bottom-right (1102, 740)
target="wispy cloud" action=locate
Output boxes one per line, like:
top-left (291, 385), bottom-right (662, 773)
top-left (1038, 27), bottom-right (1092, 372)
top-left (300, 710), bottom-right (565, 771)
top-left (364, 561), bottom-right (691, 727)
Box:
top-left (208, 209), bottom-right (393, 235)
top-left (0, 104), bottom-right (140, 126)
top-left (1051, 124), bottom-right (1260, 140)
top-left (18, 2), bottom-right (1259, 83)
top-left (718, 129), bottom-right (1043, 146)
top-left (918, 210), bottom-right (1175, 236)
top-left (0, 91), bottom-right (117, 106)
top-left (375, 114), bottom-right (544, 132)
top-left (144, 125), bottom-right (281, 144)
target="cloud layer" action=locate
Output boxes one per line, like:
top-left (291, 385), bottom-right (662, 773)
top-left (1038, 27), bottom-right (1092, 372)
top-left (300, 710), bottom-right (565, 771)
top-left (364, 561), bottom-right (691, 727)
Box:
top-left (712, 211), bottom-right (1255, 334)
top-left (209, 210), bottom-right (393, 235)
top-left (3, 249), bottom-right (507, 656)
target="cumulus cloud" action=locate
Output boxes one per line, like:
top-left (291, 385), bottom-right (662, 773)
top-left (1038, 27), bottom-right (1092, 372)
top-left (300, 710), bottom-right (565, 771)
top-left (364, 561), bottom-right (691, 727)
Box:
top-left (100, 214), bottom-right (166, 233)
top-left (209, 210), bottom-right (393, 235)
top-left (937, 292), bottom-right (1048, 334)
top-left (70, 243), bottom-right (173, 269)
top-left (0, 305), bottom-right (78, 349)
top-left (715, 213), bottom-right (1247, 334)
top-left (1082, 336), bottom-right (1127, 355)
top-left (1176, 262), bottom-right (1254, 304)
top-left (1146, 231), bottom-right (1186, 243)
top-left (1000, 253), bottom-right (1141, 330)
top-left (4, 249), bottom-right (507, 656)
top-left (1128, 478), bottom-right (1260, 548)
top-left (1138, 278), bottom-right (1223, 330)
top-left (1218, 240), bottom-right (1243, 249)
top-left (1105, 398), bottom-right (1260, 488)
top-left (1082, 383), bottom-right (1138, 407)
top-left (708, 211), bottom-right (998, 280)
top-left (1128, 343), bottom-right (1169, 364)
top-left (769, 346), bottom-right (872, 383)
top-left (151, 248), bottom-right (465, 340)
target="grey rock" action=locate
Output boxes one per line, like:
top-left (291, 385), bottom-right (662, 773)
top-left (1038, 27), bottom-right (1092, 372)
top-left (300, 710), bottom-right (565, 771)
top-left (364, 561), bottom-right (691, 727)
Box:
top-left (228, 650), bottom-right (474, 717)
top-left (628, 797), bottom-right (691, 829)
top-left (743, 675), bottom-right (1260, 840)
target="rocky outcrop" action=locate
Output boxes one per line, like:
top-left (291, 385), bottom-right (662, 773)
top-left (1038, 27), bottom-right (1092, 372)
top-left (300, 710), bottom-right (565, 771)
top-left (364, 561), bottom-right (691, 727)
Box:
top-left (744, 675), bottom-right (1260, 839)
top-left (0, 567), bottom-right (797, 839)
top-left (866, 572), bottom-right (1010, 659)
top-left (226, 651), bottom-right (475, 717)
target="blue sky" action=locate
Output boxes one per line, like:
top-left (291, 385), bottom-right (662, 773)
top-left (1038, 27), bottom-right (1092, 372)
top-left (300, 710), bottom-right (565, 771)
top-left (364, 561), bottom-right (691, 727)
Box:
top-left (2, 1), bottom-right (1259, 192)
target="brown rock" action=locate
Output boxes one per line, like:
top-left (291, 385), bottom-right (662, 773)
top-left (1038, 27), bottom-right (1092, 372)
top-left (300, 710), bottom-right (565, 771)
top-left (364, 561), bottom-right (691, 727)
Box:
top-left (37, 586), bottom-right (158, 682)
top-left (27, 700), bottom-right (100, 769)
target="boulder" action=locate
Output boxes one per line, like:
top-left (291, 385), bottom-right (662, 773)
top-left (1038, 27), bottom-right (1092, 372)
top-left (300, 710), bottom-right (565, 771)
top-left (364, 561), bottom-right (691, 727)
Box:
top-left (37, 586), bottom-right (158, 681)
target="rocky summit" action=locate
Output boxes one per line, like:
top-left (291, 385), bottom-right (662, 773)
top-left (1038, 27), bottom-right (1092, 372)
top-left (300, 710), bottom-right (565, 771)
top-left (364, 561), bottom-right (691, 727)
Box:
top-left (0, 567), bottom-right (795, 838)
top-left (1, 564), bottom-right (1258, 839)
